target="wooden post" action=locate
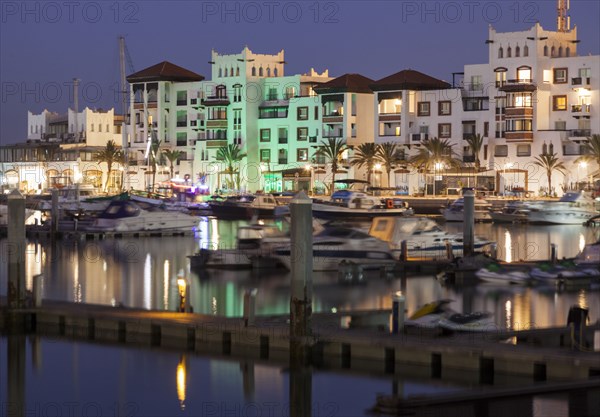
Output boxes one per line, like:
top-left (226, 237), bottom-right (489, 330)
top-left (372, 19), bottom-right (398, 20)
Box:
top-left (289, 191), bottom-right (313, 417)
top-left (7, 190), bottom-right (26, 309)
top-left (463, 188), bottom-right (475, 257)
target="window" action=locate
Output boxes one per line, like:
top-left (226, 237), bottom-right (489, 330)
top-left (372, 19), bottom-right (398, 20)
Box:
top-left (177, 91), bottom-right (187, 105)
top-left (543, 45), bottom-right (548, 56)
top-left (297, 127), bottom-right (308, 141)
top-left (297, 148), bottom-right (308, 162)
top-left (507, 46), bottom-right (512, 57)
top-left (506, 119), bottom-right (532, 131)
top-left (517, 144), bottom-right (531, 157)
top-left (551, 46), bottom-right (556, 57)
top-left (314, 106), bottom-right (319, 120)
top-left (259, 67), bottom-right (264, 77)
top-left (266, 87), bottom-right (277, 101)
top-left (495, 69), bottom-right (507, 87)
top-left (260, 129), bottom-right (271, 142)
top-left (417, 102), bottom-right (430, 116)
top-left (498, 47), bottom-right (503, 58)
top-left (524, 45), bottom-right (529, 56)
top-left (98, 124), bottom-right (102, 132)
top-left (558, 46), bottom-right (563, 57)
top-left (517, 66), bottom-right (531, 82)
top-left (515, 46), bottom-right (520, 57)
top-left (507, 92), bottom-right (532, 108)
top-left (274, 67), bottom-right (278, 76)
top-left (278, 127), bottom-right (288, 143)
top-left (252, 67), bottom-right (256, 76)
top-left (553, 68), bottom-right (568, 84)
top-left (297, 107), bottom-right (308, 120)
top-left (233, 85), bottom-right (242, 102)
top-left (91, 124), bottom-right (94, 132)
top-left (555, 121), bottom-right (567, 130)
top-left (553, 95), bottom-right (567, 111)
top-left (438, 123), bottom-right (451, 138)
top-left (494, 145), bottom-right (508, 157)
top-left (470, 75), bottom-right (482, 91)
top-left (236, 67), bottom-right (240, 76)
top-left (176, 132), bottom-right (187, 146)
top-left (284, 87), bottom-right (295, 100)
top-left (438, 101), bottom-right (451, 115)
top-left (266, 67), bottom-right (271, 77)
top-left (106, 124), bottom-right (109, 133)
top-left (230, 68), bottom-right (234, 77)
top-left (566, 47), bottom-right (570, 57)
top-left (260, 149), bottom-right (271, 162)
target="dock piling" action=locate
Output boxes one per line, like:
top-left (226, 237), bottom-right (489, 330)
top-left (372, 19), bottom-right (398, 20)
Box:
top-left (463, 188), bottom-right (475, 257)
top-left (33, 274), bottom-right (43, 308)
top-left (243, 289), bottom-right (257, 327)
top-left (7, 190), bottom-right (26, 309)
top-left (551, 243), bottom-right (558, 264)
top-left (391, 291), bottom-right (405, 334)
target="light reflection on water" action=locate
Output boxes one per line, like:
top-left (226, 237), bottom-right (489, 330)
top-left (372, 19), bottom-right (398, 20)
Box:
top-left (0, 220), bottom-right (598, 330)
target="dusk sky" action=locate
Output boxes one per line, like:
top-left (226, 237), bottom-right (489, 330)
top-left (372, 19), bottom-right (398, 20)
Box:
top-left (1, 0), bottom-right (599, 144)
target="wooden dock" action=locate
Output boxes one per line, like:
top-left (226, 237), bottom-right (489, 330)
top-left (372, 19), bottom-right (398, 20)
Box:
top-left (2, 300), bottom-right (599, 383)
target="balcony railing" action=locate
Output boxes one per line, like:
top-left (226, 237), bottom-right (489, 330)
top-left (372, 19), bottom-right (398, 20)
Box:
top-left (571, 104), bottom-right (591, 114)
top-left (569, 129), bottom-right (592, 137)
top-left (572, 77), bottom-right (591, 86)
top-left (411, 134), bottom-right (428, 142)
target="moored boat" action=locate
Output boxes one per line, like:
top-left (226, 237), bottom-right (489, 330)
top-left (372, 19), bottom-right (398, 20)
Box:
top-left (441, 196), bottom-right (493, 222)
top-left (81, 200), bottom-right (198, 232)
top-left (489, 200), bottom-right (531, 223)
top-left (475, 263), bottom-right (531, 285)
top-left (438, 312), bottom-right (496, 332)
top-left (526, 191), bottom-right (600, 225)
top-left (312, 190), bottom-right (413, 221)
top-left (208, 194), bottom-right (289, 219)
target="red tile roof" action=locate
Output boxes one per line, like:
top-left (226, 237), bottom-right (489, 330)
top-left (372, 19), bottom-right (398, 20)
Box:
top-left (370, 69), bottom-right (450, 91)
top-left (314, 73), bottom-right (374, 94)
top-left (126, 61), bottom-right (205, 83)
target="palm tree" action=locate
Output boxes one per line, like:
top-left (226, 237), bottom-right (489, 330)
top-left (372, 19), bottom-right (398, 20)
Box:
top-left (94, 140), bottom-right (122, 191)
top-left (407, 137), bottom-right (461, 195)
top-left (215, 144), bottom-right (247, 190)
top-left (377, 142), bottom-right (405, 187)
top-left (314, 138), bottom-right (348, 194)
top-left (533, 151), bottom-right (567, 196)
top-left (576, 134), bottom-right (600, 171)
top-left (464, 133), bottom-right (485, 187)
top-left (350, 143), bottom-right (378, 185)
top-left (148, 139), bottom-right (163, 192)
top-left (162, 149), bottom-right (182, 180)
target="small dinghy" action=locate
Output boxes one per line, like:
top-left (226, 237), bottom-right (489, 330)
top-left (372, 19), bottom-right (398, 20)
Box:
top-left (475, 263), bottom-right (531, 285)
top-left (438, 312), bottom-right (496, 332)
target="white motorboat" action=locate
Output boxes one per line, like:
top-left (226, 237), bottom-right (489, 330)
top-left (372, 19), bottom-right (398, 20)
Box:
top-left (438, 312), bottom-right (496, 332)
top-left (529, 262), bottom-right (600, 284)
top-left (81, 200), bottom-right (198, 232)
top-left (526, 192), bottom-right (600, 225)
top-left (273, 227), bottom-right (397, 271)
top-left (440, 196), bottom-right (493, 222)
top-left (208, 194), bottom-right (289, 219)
top-left (475, 263), bottom-right (531, 285)
top-left (312, 191), bottom-right (413, 221)
top-left (575, 240), bottom-right (600, 266)
top-left (38, 184), bottom-right (114, 214)
top-left (369, 217), bottom-right (494, 259)
top-left (489, 200), bottom-right (531, 223)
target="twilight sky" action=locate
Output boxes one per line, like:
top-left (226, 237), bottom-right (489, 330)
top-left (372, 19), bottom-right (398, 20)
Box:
top-left (1, 0), bottom-right (599, 144)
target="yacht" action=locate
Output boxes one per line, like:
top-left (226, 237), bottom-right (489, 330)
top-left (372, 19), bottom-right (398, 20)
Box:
top-left (272, 227), bottom-right (397, 271)
top-left (440, 196), bottom-right (493, 222)
top-left (489, 200), bottom-right (531, 223)
top-left (526, 192), bottom-right (600, 225)
top-left (38, 184), bottom-right (117, 214)
top-left (208, 194), bottom-right (289, 219)
top-left (81, 200), bottom-right (198, 232)
top-left (312, 190), bottom-right (413, 220)
top-left (0, 204), bottom-right (40, 225)
top-left (369, 217), bottom-right (494, 259)
top-left (575, 240), bottom-right (600, 266)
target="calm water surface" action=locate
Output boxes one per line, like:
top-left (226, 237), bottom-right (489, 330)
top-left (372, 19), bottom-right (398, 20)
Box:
top-left (0, 218), bottom-right (599, 329)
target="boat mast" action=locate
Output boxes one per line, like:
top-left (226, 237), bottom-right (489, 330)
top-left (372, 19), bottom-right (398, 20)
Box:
top-left (119, 36), bottom-right (129, 190)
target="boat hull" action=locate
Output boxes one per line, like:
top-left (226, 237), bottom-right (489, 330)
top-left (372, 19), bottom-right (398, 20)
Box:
top-left (312, 205), bottom-right (413, 221)
top-left (273, 248), bottom-right (397, 271)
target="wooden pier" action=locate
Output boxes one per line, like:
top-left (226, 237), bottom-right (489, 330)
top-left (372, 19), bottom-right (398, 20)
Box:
top-left (2, 300), bottom-right (599, 383)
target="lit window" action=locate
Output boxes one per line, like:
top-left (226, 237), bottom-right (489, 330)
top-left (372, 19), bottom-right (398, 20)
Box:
top-left (552, 95), bottom-right (567, 111)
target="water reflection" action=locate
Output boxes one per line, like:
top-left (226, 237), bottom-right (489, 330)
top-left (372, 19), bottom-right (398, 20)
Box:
top-left (0, 221), bottom-right (598, 329)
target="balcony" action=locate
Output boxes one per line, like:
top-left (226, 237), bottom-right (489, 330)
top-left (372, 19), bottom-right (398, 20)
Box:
top-left (206, 120), bottom-right (228, 129)
top-left (569, 129), bottom-right (592, 138)
top-left (505, 131), bottom-right (533, 142)
top-left (206, 140), bottom-right (228, 148)
top-left (571, 104), bottom-right (591, 117)
top-left (571, 77), bottom-right (591, 86)
top-left (378, 114), bottom-right (401, 122)
top-left (204, 96), bottom-right (230, 106)
top-left (499, 79), bottom-right (537, 92)
top-left (323, 116), bottom-right (344, 124)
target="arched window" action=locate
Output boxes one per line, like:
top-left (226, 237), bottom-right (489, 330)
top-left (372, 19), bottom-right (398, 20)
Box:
top-left (266, 67), bottom-right (271, 77)
top-left (218, 68), bottom-right (222, 77)
top-left (566, 47), bottom-right (570, 57)
top-left (274, 67), bottom-right (278, 76)
top-left (236, 67), bottom-right (240, 76)
top-left (543, 45), bottom-right (548, 56)
top-left (515, 46), bottom-right (520, 57)
top-left (259, 67), bottom-right (263, 76)
top-left (230, 67), bottom-right (234, 77)
top-left (551, 46), bottom-right (556, 57)
top-left (558, 46), bottom-right (563, 57)
top-left (498, 47), bottom-right (503, 58)
top-left (524, 45), bottom-right (529, 56)
top-left (507, 46), bottom-right (512, 57)
top-left (251, 66), bottom-right (256, 76)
